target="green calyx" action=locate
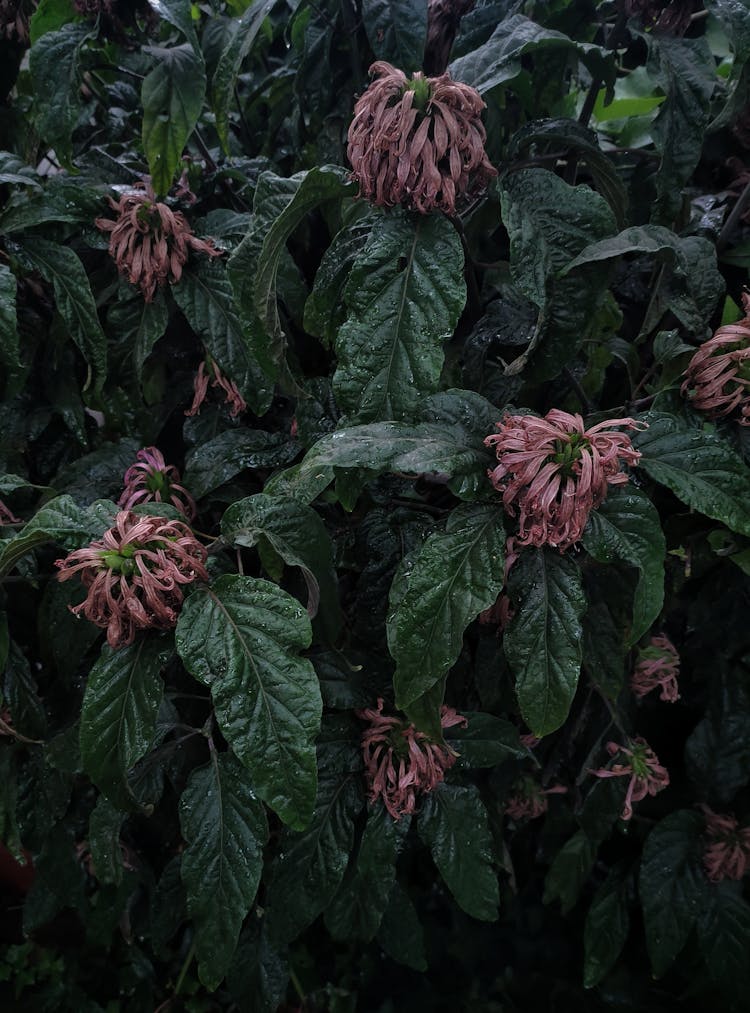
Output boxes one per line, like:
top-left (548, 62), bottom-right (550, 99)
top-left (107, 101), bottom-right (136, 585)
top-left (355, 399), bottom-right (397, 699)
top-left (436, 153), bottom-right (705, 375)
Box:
top-left (146, 470), bottom-right (169, 494)
top-left (550, 433), bottom-right (589, 474)
top-left (100, 542), bottom-right (138, 575)
top-left (406, 74), bottom-right (432, 111)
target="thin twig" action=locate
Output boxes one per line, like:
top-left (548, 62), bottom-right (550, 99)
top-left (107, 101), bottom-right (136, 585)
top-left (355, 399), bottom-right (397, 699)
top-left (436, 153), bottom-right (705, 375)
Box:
top-left (563, 366), bottom-right (594, 413)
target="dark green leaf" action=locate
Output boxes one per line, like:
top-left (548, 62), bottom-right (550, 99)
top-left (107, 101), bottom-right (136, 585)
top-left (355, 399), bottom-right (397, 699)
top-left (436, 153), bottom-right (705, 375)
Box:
top-left (639, 810), bottom-right (710, 977)
top-left (14, 235), bottom-right (107, 392)
top-left (419, 783), bottom-right (499, 921)
top-left (325, 803), bottom-right (408, 941)
top-left (504, 548), bottom-right (587, 736)
top-left (391, 503), bottom-right (505, 710)
top-left (226, 917), bottom-right (289, 1013)
top-left (634, 412), bottom-right (750, 538)
top-left (88, 797), bottom-right (126, 886)
top-left (107, 289), bottom-right (168, 380)
top-left (175, 575), bottom-right (321, 829)
top-left (150, 856), bottom-right (187, 956)
top-left (445, 712), bottom-right (527, 769)
top-left (183, 429), bottom-right (298, 500)
top-left (212, 0), bottom-right (278, 151)
top-left (583, 871), bottom-right (630, 987)
top-left (179, 752), bottom-right (268, 991)
top-left (3, 640), bottom-right (46, 739)
top-left (361, 0), bottom-right (428, 73)
top-left (221, 493), bottom-right (341, 634)
top-left (141, 44), bottom-right (207, 197)
top-left (304, 216), bottom-right (374, 346)
top-left (173, 261), bottom-right (274, 416)
top-left (582, 485), bottom-right (665, 646)
top-left (266, 773), bottom-right (362, 943)
top-left (29, 24), bottom-right (90, 166)
top-left (0, 495), bottom-right (96, 578)
top-left (80, 636), bottom-right (170, 809)
top-left (0, 178), bottom-right (103, 232)
top-left (150, 0), bottom-right (201, 52)
top-left (334, 211), bottom-right (466, 423)
top-left (697, 882), bottom-right (750, 1000)
top-left (0, 263), bottom-right (20, 380)
top-left (544, 830), bottom-right (597, 915)
top-left (685, 677), bottom-right (750, 804)
top-left (377, 883), bottom-right (428, 972)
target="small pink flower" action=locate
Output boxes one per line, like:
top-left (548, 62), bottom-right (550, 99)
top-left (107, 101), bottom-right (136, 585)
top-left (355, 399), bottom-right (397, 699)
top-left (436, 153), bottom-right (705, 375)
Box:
top-left (185, 359), bottom-right (247, 419)
top-left (485, 410), bottom-right (645, 552)
top-left (631, 634), bottom-right (680, 702)
top-left (96, 180), bottom-right (221, 302)
top-left (701, 805), bottom-right (750, 882)
top-left (0, 499), bottom-right (21, 525)
top-left (347, 61), bottom-right (496, 215)
top-left (589, 737), bottom-right (669, 820)
top-left (55, 511), bottom-right (208, 648)
top-left (118, 447), bottom-right (196, 522)
top-left (681, 294), bottom-right (750, 424)
top-left (357, 698), bottom-right (468, 820)
top-left (505, 776), bottom-right (566, 822)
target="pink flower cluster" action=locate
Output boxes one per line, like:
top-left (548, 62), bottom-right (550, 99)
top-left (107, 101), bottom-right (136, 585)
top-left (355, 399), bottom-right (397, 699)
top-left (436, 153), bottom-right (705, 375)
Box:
top-left (590, 737), bottom-right (669, 820)
top-left (185, 358), bottom-right (247, 419)
top-left (701, 805), bottom-right (750, 882)
top-left (347, 61), bottom-right (496, 215)
top-left (118, 447), bottom-right (196, 521)
top-left (505, 776), bottom-right (567, 822)
top-left (96, 181), bottom-right (221, 302)
top-left (631, 634), bottom-right (680, 702)
top-left (55, 511), bottom-right (208, 648)
top-left (681, 293), bottom-right (750, 424)
top-left (357, 698), bottom-right (467, 820)
top-left (485, 410), bottom-right (644, 552)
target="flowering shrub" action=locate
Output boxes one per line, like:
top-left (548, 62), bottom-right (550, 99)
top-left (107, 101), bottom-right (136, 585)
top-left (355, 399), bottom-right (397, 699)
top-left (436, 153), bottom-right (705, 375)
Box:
top-left (2, 0), bottom-right (750, 1009)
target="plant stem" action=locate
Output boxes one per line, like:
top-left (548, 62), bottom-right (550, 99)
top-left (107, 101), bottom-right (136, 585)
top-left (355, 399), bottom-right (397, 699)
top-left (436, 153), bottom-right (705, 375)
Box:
top-left (175, 939), bottom-right (197, 995)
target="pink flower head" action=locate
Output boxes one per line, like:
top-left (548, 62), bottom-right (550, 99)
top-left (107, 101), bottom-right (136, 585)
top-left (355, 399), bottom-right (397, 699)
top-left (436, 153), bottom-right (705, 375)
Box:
top-left (96, 180), bottom-right (221, 302)
top-left (185, 359), bottom-right (247, 419)
top-left (631, 634), bottom-right (680, 702)
top-left (0, 498), bottom-right (21, 525)
top-left (356, 698), bottom-right (468, 820)
top-left (589, 737), bottom-right (669, 821)
top-left (485, 410), bottom-right (645, 552)
top-left (701, 805), bottom-right (750, 882)
top-left (347, 61), bottom-right (496, 215)
top-left (55, 511), bottom-right (208, 648)
top-left (505, 776), bottom-right (567, 822)
top-left (118, 447), bottom-right (196, 522)
top-left (681, 294), bottom-right (750, 424)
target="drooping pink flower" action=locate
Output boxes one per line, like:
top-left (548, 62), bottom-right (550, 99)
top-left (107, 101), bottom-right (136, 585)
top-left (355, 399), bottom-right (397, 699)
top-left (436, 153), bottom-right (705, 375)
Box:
top-left (701, 805), bottom-right (750, 882)
top-left (589, 737), bottom-right (669, 821)
top-left (505, 776), bottom-right (567, 822)
top-left (485, 410), bottom-right (645, 552)
top-left (185, 359), bottom-right (247, 419)
top-left (357, 698), bottom-right (468, 820)
top-left (681, 294), bottom-right (750, 424)
top-left (55, 511), bottom-right (208, 648)
top-left (347, 61), bottom-right (496, 215)
top-left (631, 634), bottom-right (680, 702)
top-left (0, 499), bottom-right (21, 525)
top-left (118, 447), bottom-right (196, 522)
top-left (96, 180), bottom-right (221, 302)
top-left (424, 0), bottom-right (476, 75)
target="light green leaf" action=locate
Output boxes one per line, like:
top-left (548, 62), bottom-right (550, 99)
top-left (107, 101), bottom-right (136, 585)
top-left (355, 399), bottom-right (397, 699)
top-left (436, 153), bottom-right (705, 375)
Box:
top-left (392, 504), bottom-right (505, 710)
top-left (504, 548), bottom-right (587, 736)
top-left (173, 262), bottom-right (274, 416)
top-left (634, 412), bottom-right (750, 538)
top-left (180, 752), bottom-right (268, 990)
top-left (30, 0), bottom-right (76, 42)
top-left (147, 0), bottom-right (201, 52)
top-left (418, 783), bottom-right (499, 922)
top-left (175, 575), bottom-right (321, 829)
top-left (80, 637), bottom-right (170, 809)
top-left (14, 235), bottom-right (107, 392)
top-left (142, 44), bottom-right (207, 197)
top-left (582, 485), bottom-right (665, 646)
top-left (334, 211), bottom-right (466, 423)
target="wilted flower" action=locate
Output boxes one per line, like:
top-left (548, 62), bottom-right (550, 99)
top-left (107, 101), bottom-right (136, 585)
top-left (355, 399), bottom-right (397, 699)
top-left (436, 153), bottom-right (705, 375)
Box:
top-left (590, 737), bottom-right (669, 821)
top-left (701, 805), bottom-right (750, 882)
top-left (347, 61), bottom-right (496, 215)
top-left (624, 0), bottom-right (699, 35)
top-left (0, 499), bottom-right (21, 525)
top-left (185, 358), bottom-right (247, 418)
top-left (681, 294), bottom-right (750, 424)
top-left (357, 698), bottom-right (467, 820)
top-left (424, 0), bottom-right (476, 75)
top-left (55, 511), bottom-right (208, 648)
top-left (1, 0), bottom-right (33, 43)
top-left (631, 634), bottom-right (680, 702)
top-left (505, 776), bottom-right (567, 822)
top-left (485, 410), bottom-right (644, 552)
top-left (96, 181), bottom-right (221, 302)
top-left (118, 447), bottom-right (196, 522)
